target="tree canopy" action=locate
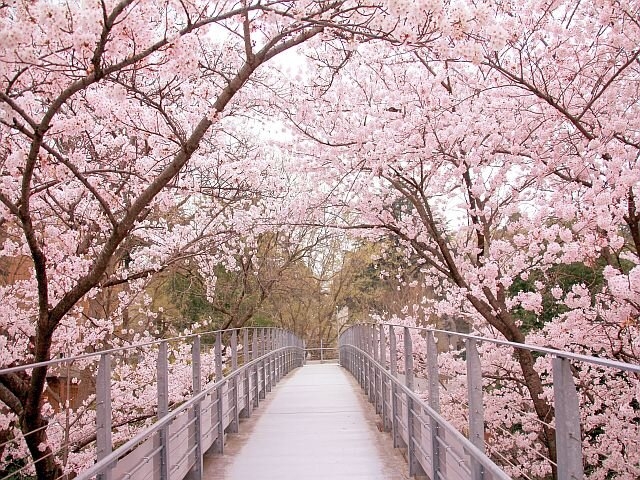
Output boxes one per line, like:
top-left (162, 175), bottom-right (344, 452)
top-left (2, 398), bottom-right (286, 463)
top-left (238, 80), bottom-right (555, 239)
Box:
top-left (1, 0), bottom-right (639, 478)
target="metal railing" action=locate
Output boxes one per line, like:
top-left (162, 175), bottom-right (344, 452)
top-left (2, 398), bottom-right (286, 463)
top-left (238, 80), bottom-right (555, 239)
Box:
top-left (0, 327), bottom-right (304, 480)
top-left (304, 339), bottom-right (338, 362)
top-left (339, 323), bottom-right (640, 480)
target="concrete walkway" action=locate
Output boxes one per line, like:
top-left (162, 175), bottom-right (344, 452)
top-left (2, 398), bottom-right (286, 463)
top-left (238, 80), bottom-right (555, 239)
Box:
top-left (203, 363), bottom-right (409, 479)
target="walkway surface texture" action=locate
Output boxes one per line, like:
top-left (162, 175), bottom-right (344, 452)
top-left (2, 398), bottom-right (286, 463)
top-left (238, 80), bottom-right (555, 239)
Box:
top-left (203, 363), bottom-right (410, 479)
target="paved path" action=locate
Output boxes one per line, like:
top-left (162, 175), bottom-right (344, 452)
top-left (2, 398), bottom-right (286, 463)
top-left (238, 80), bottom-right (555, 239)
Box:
top-left (203, 363), bottom-right (409, 479)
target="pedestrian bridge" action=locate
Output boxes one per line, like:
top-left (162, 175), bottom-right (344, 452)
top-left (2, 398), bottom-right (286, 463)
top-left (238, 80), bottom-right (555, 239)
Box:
top-left (203, 363), bottom-right (408, 480)
top-left (2, 325), bottom-right (638, 480)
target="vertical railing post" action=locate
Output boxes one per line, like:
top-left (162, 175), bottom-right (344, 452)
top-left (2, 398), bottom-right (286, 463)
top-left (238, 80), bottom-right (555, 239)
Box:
top-left (252, 329), bottom-right (259, 407)
top-left (274, 330), bottom-right (278, 366)
top-left (389, 325), bottom-right (403, 449)
top-left (189, 336), bottom-right (203, 479)
top-left (369, 326), bottom-right (375, 403)
top-left (275, 330), bottom-right (280, 380)
top-left (275, 329), bottom-right (282, 383)
top-left (284, 331), bottom-right (288, 369)
top-left (362, 326), bottom-right (368, 392)
top-left (267, 329), bottom-right (274, 392)
top-left (278, 330), bottom-right (282, 374)
top-left (351, 328), bottom-right (355, 372)
top-left (271, 329), bottom-right (277, 384)
top-left (404, 327), bottom-right (417, 475)
top-left (284, 332), bottom-right (289, 372)
top-left (215, 332), bottom-right (223, 380)
top-left (404, 327), bottom-right (426, 477)
top-left (272, 329), bottom-right (278, 380)
top-left (344, 329), bottom-right (348, 370)
top-left (260, 327), bottom-right (265, 357)
top-left (355, 326), bottom-right (361, 385)
top-left (285, 331), bottom-right (289, 371)
top-left (213, 332), bottom-right (224, 454)
top-left (242, 329), bottom-right (251, 418)
top-left (426, 330), bottom-right (441, 480)
top-left (360, 326), bottom-right (366, 388)
top-left (553, 357), bottom-right (584, 480)
top-left (287, 332), bottom-right (292, 371)
top-left (364, 326), bottom-right (371, 398)
top-left (244, 329), bottom-right (250, 364)
top-left (231, 329), bottom-right (238, 370)
top-left (229, 330), bottom-right (239, 433)
top-left (320, 338), bottom-right (324, 363)
top-left (361, 326), bottom-right (364, 376)
top-left (252, 328), bottom-right (258, 361)
top-left (278, 330), bottom-right (283, 379)
top-left (96, 353), bottom-right (112, 480)
top-left (426, 331), bottom-right (440, 411)
top-left (157, 341), bottom-right (169, 480)
top-left (466, 338), bottom-right (485, 480)
top-left (373, 326), bottom-right (381, 414)
top-left (272, 329), bottom-right (276, 377)
top-left (260, 328), bottom-right (267, 399)
top-left (280, 330), bottom-right (289, 378)
top-left (379, 325), bottom-right (390, 431)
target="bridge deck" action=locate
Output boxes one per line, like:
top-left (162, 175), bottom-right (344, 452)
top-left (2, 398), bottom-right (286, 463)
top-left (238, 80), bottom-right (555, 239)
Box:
top-left (203, 363), bottom-right (409, 479)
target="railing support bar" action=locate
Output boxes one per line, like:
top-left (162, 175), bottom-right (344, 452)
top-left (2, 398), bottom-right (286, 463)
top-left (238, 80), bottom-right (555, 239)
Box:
top-left (553, 357), bottom-right (584, 480)
top-left (213, 332), bottom-right (224, 454)
top-left (252, 329), bottom-right (260, 407)
top-left (229, 330), bottom-right (239, 433)
top-left (157, 341), bottom-right (169, 480)
top-left (242, 329), bottom-right (251, 418)
top-left (389, 325), bottom-right (403, 449)
top-left (96, 353), bottom-right (113, 480)
top-left (380, 324), bottom-right (390, 432)
top-left (188, 336), bottom-right (203, 480)
top-left (373, 326), bottom-right (381, 414)
top-left (426, 331), bottom-right (441, 480)
top-left (467, 338), bottom-right (485, 480)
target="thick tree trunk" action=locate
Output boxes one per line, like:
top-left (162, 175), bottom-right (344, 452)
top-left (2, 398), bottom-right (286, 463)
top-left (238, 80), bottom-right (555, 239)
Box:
top-left (474, 294), bottom-right (558, 478)
top-left (516, 349), bottom-right (558, 479)
top-left (385, 185), bottom-right (561, 477)
top-left (21, 327), bottom-right (64, 480)
top-left (22, 411), bottom-right (63, 480)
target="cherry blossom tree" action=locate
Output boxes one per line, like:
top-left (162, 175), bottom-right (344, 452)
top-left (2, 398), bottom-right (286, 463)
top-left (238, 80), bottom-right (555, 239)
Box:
top-left (286, 1), bottom-right (640, 477)
top-left (0, 0), bottom-right (421, 476)
top-left (2, 0), bottom-right (639, 477)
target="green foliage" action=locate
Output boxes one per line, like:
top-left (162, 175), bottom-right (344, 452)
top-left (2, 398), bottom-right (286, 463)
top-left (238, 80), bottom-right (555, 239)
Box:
top-left (247, 313), bottom-right (276, 327)
top-left (509, 260), bottom-right (607, 333)
top-left (165, 271), bottom-right (218, 326)
top-left (0, 455), bottom-right (36, 479)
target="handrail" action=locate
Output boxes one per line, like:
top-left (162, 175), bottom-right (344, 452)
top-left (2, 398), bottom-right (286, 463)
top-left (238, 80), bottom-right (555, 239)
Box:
top-left (369, 322), bottom-right (640, 373)
top-left (76, 344), bottom-right (301, 480)
top-left (0, 326), bottom-right (282, 375)
top-left (340, 323), bottom-right (639, 480)
top-left (341, 341), bottom-right (511, 480)
top-left (1, 326), bottom-right (304, 480)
